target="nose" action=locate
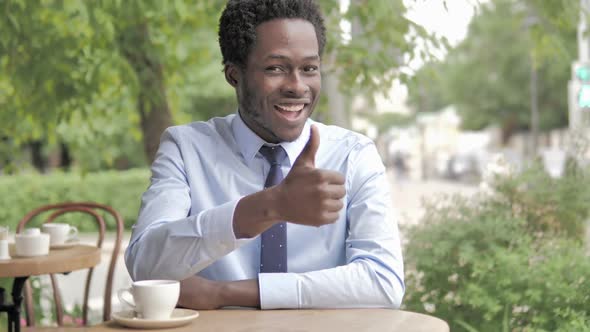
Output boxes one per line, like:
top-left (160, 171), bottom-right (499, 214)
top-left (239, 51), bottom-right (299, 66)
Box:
top-left (281, 72), bottom-right (309, 97)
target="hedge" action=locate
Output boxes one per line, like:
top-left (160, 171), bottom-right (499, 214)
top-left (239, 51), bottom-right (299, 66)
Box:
top-left (403, 161), bottom-right (590, 331)
top-left (0, 169), bottom-right (150, 232)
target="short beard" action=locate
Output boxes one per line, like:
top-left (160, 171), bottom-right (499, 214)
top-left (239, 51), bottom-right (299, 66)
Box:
top-left (238, 80), bottom-right (282, 143)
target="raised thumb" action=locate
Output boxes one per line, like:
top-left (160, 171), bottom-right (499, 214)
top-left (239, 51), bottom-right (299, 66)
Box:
top-left (295, 125), bottom-right (319, 168)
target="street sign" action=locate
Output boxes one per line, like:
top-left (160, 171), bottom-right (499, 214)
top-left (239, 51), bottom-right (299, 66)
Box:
top-left (576, 65), bottom-right (590, 81)
top-left (574, 63), bottom-right (590, 110)
top-left (579, 85), bottom-right (590, 108)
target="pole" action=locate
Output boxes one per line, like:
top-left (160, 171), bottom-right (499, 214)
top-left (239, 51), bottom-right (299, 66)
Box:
top-left (569, 0), bottom-right (590, 131)
top-left (579, 0), bottom-right (589, 63)
top-left (524, 7), bottom-right (539, 158)
top-left (584, 0), bottom-right (590, 255)
top-left (530, 52), bottom-right (539, 157)
top-left (530, 56), bottom-right (539, 156)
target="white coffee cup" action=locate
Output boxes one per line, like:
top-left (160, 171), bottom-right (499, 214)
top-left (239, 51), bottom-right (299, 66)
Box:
top-left (41, 223), bottom-right (78, 246)
top-left (118, 280), bottom-right (180, 320)
top-left (0, 239), bottom-right (11, 260)
top-left (23, 228), bottom-right (41, 236)
top-left (0, 225), bottom-right (9, 241)
top-left (15, 228), bottom-right (50, 257)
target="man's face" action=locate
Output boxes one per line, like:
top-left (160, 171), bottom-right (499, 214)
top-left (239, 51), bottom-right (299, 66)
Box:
top-left (234, 18), bottom-right (321, 143)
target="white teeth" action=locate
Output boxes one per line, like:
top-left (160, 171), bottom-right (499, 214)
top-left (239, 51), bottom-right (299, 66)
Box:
top-left (276, 104), bottom-right (305, 112)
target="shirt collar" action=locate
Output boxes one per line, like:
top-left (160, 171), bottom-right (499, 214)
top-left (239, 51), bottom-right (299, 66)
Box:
top-left (231, 111), bottom-right (311, 166)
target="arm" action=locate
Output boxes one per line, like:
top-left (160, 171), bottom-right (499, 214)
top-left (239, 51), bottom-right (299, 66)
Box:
top-left (179, 142), bottom-right (404, 310)
top-left (125, 128), bottom-right (261, 281)
top-left (261, 141), bottom-right (404, 309)
top-left (126, 125), bottom-right (340, 281)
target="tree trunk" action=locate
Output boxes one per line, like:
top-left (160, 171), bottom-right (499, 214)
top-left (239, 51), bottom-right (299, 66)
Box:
top-left (59, 142), bottom-right (72, 171)
top-left (30, 140), bottom-right (46, 173)
top-left (500, 114), bottom-right (519, 146)
top-left (119, 24), bottom-right (173, 164)
top-left (324, 71), bottom-right (349, 128)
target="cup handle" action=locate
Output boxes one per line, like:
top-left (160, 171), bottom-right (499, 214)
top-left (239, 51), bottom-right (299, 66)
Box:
top-left (117, 288), bottom-right (136, 309)
top-left (68, 226), bottom-right (78, 240)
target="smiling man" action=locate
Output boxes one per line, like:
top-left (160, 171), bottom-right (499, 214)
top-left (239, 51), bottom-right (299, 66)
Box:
top-left (125, 0), bottom-right (404, 310)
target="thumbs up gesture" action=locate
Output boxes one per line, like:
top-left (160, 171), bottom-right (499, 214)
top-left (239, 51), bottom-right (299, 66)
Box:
top-left (275, 125), bottom-right (346, 226)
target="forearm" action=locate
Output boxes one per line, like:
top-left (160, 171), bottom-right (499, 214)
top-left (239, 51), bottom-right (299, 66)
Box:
top-left (126, 223), bottom-right (216, 280)
top-left (233, 187), bottom-right (281, 238)
top-left (126, 200), bottom-right (249, 281)
top-left (219, 279), bottom-right (260, 308)
top-left (178, 276), bottom-right (260, 309)
top-left (259, 259), bottom-right (404, 309)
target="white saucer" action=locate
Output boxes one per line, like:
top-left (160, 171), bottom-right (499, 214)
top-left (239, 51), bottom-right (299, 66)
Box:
top-left (50, 240), bottom-right (79, 250)
top-left (112, 309), bottom-right (199, 329)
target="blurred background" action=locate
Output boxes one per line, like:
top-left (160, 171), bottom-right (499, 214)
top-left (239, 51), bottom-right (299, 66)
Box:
top-left (1, 0), bottom-right (589, 331)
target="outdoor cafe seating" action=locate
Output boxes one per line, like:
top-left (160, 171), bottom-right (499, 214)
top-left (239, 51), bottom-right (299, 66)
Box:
top-left (1, 202), bottom-right (449, 332)
top-left (0, 202), bottom-right (124, 332)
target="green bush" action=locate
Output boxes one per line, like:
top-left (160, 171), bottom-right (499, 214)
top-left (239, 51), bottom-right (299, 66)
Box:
top-left (494, 162), bottom-right (590, 240)
top-left (0, 169), bottom-right (150, 232)
top-left (402, 162), bottom-right (590, 331)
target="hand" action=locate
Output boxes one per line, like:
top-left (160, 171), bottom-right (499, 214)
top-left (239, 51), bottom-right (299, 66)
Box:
top-left (275, 125), bottom-right (346, 226)
top-left (178, 276), bottom-right (223, 310)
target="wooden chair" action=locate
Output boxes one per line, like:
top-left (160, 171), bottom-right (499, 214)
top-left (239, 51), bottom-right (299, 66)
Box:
top-left (16, 202), bottom-right (124, 326)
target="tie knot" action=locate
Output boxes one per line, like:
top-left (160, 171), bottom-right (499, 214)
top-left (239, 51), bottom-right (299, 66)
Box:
top-left (259, 145), bottom-right (287, 166)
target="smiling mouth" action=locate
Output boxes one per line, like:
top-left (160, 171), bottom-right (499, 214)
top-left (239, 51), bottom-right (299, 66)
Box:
top-left (274, 104), bottom-right (307, 120)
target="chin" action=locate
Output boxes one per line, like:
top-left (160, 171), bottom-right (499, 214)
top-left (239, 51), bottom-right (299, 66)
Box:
top-left (277, 127), bottom-right (305, 142)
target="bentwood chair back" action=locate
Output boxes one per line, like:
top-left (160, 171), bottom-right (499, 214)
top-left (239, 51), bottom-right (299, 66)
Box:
top-left (16, 202), bottom-right (124, 326)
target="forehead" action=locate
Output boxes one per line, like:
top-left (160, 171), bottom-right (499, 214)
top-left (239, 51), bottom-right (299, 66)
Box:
top-left (249, 18), bottom-right (319, 61)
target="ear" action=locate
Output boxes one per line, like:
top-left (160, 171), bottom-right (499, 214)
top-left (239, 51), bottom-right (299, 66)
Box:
top-left (224, 64), bottom-right (240, 87)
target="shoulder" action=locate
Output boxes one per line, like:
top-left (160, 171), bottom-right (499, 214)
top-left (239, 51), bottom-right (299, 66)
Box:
top-left (311, 119), bottom-right (375, 152)
top-left (163, 115), bottom-right (235, 146)
top-left (310, 120), bottom-right (384, 181)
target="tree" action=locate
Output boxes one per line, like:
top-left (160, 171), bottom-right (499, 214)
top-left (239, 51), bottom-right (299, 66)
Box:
top-left (407, 0), bottom-right (577, 144)
top-left (1, 0), bottom-right (441, 169)
top-left (1, 0), bottom-right (227, 167)
top-left (406, 61), bottom-right (450, 113)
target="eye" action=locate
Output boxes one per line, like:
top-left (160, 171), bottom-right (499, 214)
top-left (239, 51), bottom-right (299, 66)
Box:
top-left (303, 65), bottom-right (319, 73)
top-left (265, 66), bottom-right (284, 73)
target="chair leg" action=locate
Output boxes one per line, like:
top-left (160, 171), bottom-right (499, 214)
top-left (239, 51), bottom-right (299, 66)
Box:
top-left (83, 268), bottom-right (95, 325)
top-left (50, 274), bottom-right (64, 326)
top-left (23, 280), bottom-right (35, 327)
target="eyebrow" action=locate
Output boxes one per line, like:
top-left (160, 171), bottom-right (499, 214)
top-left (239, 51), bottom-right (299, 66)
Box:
top-left (265, 54), bottom-right (320, 61)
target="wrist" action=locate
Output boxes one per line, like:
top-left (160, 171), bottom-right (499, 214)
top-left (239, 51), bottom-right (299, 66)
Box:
top-left (233, 188), bottom-right (282, 239)
top-left (267, 185), bottom-right (284, 221)
top-left (218, 279), bottom-right (260, 308)
top-left (213, 280), bottom-right (226, 308)
top-left (218, 282), bottom-right (231, 307)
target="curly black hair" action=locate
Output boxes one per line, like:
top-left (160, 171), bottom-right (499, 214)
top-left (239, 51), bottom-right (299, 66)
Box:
top-left (218, 0), bottom-right (326, 68)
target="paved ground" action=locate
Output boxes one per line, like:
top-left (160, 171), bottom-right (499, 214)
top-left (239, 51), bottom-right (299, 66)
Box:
top-left (48, 172), bottom-right (478, 324)
top-left (388, 171), bottom-right (478, 228)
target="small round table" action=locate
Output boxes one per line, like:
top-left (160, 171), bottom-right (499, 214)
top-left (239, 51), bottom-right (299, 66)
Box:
top-left (0, 245), bottom-right (100, 332)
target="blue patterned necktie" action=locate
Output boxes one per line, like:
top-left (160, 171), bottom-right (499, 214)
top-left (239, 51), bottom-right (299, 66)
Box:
top-left (258, 145), bottom-right (288, 273)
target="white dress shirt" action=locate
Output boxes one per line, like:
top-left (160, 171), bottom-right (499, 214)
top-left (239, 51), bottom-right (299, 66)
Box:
top-left (125, 113), bottom-right (405, 309)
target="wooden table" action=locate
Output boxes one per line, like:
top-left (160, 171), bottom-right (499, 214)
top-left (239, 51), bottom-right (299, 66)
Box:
top-left (0, 245), bottom-right (101, 332)
top-left (21, 309), bottom-right (449, 332)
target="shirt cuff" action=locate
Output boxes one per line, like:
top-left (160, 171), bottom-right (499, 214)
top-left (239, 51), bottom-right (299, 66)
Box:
top-left (198, 198), bottom-right (251, 251)
top-left (258, 273), bottom-right (299, 309)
